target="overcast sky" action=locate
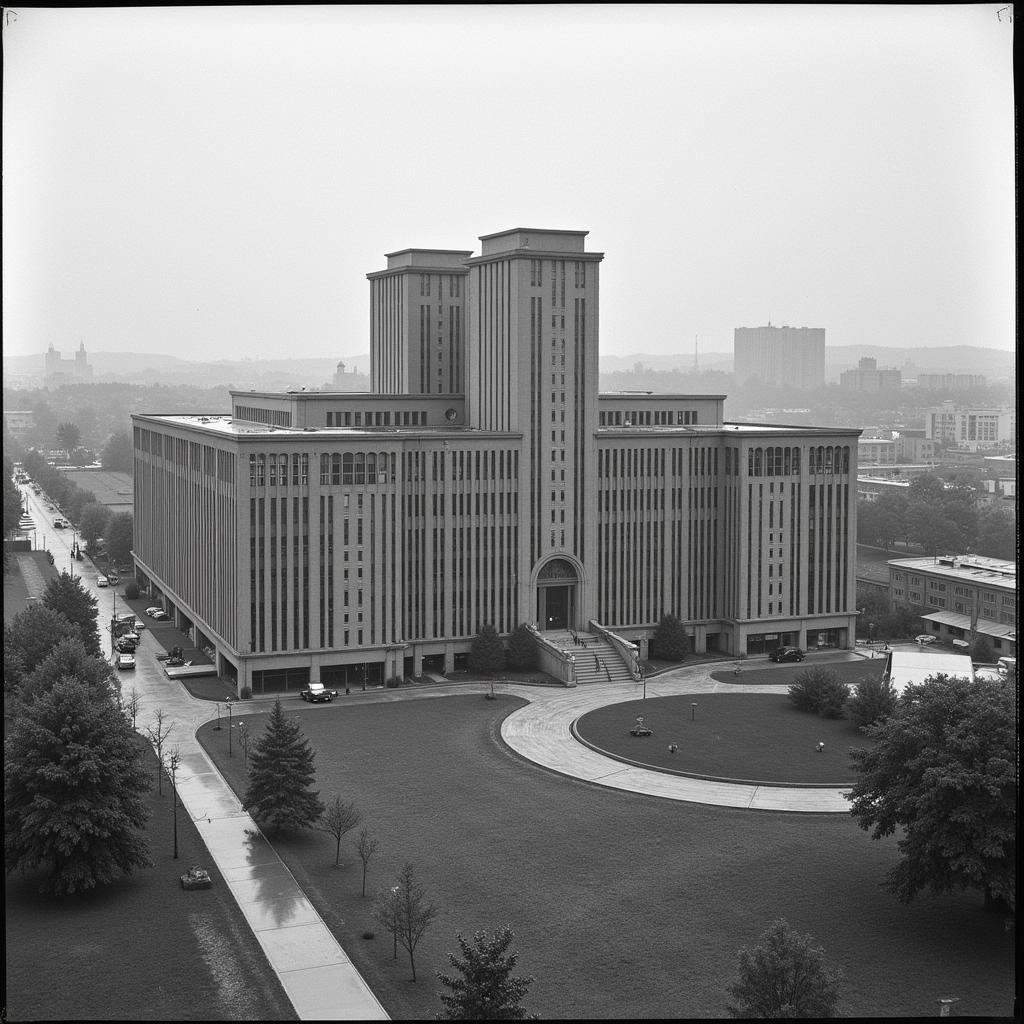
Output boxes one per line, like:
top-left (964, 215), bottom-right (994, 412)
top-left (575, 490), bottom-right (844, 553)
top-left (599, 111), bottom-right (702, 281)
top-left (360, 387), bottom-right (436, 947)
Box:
top-left (2, 5), bottom-right (1015, 366)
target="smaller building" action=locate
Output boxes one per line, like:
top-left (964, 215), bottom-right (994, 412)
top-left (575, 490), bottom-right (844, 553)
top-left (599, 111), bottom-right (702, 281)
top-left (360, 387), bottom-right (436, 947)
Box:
top-left (888, 554), bottom-right (1016, 657)
top-left (3, 410), bottom-right (34, 439)
top-left (926, 402), bottom-right (1015, 451)
top-left (916, 373), bottom-right (986, 390)
top-left (840, 357), bottom-right (901, 391)
top-left (857, 438), bottom-right (897, 465)
top-left (894, 430), bottom-right (936, 463)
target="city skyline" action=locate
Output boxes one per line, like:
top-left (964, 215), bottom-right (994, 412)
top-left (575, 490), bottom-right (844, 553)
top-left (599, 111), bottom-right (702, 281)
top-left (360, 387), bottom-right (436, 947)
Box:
top-left (2, 6), bottom-right (1015, 364)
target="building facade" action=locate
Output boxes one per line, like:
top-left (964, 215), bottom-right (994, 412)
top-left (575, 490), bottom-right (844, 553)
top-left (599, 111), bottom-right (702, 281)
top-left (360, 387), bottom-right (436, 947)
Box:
top-left (925, 402), bottom-right (1015, 451)
top-left (888, 554), bottom-right (1016, 657)
top-left (857, 438), bottom-right (897, 466)
top-left (733, 325), bottom-right (825, 389)
top-left (915, 373), bottom-right (986, 390)
top-left (839, 357), bottom-right (901, 391)
top-left (133, 228), bottom-right (859, 695)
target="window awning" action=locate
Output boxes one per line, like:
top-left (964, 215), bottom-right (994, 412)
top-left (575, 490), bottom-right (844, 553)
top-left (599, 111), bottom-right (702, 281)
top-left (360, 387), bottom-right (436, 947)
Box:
top-left (921, 610), bottom-right (1016, 641)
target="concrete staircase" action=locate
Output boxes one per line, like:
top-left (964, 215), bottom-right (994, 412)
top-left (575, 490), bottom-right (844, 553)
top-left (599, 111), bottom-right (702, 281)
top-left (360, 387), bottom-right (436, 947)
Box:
top-left (543, 630), bottom-right (636, 686)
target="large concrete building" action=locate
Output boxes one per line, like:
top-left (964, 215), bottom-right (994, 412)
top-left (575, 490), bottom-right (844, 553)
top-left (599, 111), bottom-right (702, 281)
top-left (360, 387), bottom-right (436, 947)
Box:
top-left (132, 228), bottom-right (860, 695)
top-left (733, 324), bottom-right (825, 389)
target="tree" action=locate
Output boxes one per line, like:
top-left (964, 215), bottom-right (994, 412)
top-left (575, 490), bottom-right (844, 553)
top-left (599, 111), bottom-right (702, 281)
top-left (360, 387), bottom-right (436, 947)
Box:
top-left (41, 571), bottom-right (101, 656)
top-left (3, 456), bottom-right (22, 542)
top-left (21, 637), bottom-right (119, 704)
top-left (845, 676), bottom-right (896, 731)
top-left (373, 885), bottom-right (401, 961)
top-left (55, 421), bottom-right (82, 458)
top-left (437, 927), bottom-right (535, 1020)
top-left (969, 635), bottom-right (994, 664)
top-left (652, 613), bottom-right (689, 661)
top-left (122, 686), bottom-right (142, 730)
top-left (4, 677), bottom-right (153, 895)
top-left (100, 429), bottom-right (134, 472)
top-left (78, 502), bottom-right (111, 551)
top-left (355, 826), bottom-right (379, 898)
top-left (242, 698), bottom-right (325, 833)
top-left (848, 673), bottom-right (1015, 910)
top-left (318, 796), bottom-right (362, 867)
top-left (871, 490), bottom-right (908, 549)
top-left (4, 604), bottom-right (79, 694)
top-left (104, 513), bottom-right (134, 566)
top-left (505, 623), bottom-right (538, 671)
top-left (468, 624), bottom-right (506, 677)
top-left (144, 709), bottom-right (173, 797)
top-left (975, 503), bottom-right (1016, 560)
top-left (391, 861), bottom-right (438, 982)
top-left (787, 667), bottom-right (848, 718)
top-left (726, 918), bottom-right (842, 1018)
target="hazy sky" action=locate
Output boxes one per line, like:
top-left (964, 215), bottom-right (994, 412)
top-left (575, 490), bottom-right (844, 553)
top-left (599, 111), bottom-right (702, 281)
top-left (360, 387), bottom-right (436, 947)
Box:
top-left (2, 5), bottom-right (1015, 365)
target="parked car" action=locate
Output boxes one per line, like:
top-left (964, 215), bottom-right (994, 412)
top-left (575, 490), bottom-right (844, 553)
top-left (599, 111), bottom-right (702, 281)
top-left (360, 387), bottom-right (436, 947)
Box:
top-left (300, 682), bottom-right (338, 703)
top-left (53, 518), bottom-right (67, 529)
top-left (116, 652), bottom-right (136, 670)
top-left (914, 634), bottom-right (938, 645)
top-left (116, 637), bottom-right (138, 654)
top-left (106, 572), bottom-right (120, 585)
top-left (96, 576), bottom-right (109, 588)
top-left (770, 646), bottom-right (805, 663)
top-left (149, 609), bottom-right (170, 621)
top-left (145, 606), bottom-right (163, 616)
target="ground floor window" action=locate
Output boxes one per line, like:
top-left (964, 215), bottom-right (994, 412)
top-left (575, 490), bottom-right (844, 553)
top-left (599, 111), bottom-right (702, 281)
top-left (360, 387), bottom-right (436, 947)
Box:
top-left (746, 631), bottom-right (798, 655)
top-left (251, 666), bottom-right (310, 694)
top-left (809, 628), bottom-right (842, 649)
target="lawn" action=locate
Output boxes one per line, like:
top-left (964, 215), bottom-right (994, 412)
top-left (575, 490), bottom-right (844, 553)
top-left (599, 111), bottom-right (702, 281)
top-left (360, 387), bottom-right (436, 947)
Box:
top-left (575, 693), bottom-right (875, 784)
top-left (4, 739), bottom-right (296, 1022)
top-left (199, 694), bottom-right (1015, 1020)
top-left (708, 658), bottom-right (888, 686)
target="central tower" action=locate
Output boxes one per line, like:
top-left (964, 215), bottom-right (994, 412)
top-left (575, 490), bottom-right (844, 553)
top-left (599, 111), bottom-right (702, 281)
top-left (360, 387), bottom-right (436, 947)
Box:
top-left (464, 228), bottom-right (604, 627)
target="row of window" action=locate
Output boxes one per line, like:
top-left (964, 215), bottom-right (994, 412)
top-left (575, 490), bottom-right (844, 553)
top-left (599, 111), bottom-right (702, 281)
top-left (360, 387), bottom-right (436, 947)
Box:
top-left (235, 406), bottom-right (292, 427)
top-left (325, 410), bottom-right (428, 427)
top-left (599, 410), bottom-right (701, 426)
top-left (418, 274), bottom-right (462, 297)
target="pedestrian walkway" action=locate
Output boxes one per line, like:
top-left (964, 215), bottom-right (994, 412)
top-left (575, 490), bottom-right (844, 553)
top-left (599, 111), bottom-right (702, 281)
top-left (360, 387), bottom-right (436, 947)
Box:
top-left (130, 681), bottom-right (388, 1021)
top-left (15, 552), bottom-right (48, 600)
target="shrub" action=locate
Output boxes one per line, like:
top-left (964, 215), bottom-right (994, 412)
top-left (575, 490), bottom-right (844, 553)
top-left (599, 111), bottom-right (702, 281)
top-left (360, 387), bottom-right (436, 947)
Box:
top-left (124, 581), bottom-right (140, 600)
top-left (970, 635), bottom-right (994, 664)
top-left (788, 667), bottom-right (848, 718)
top-left (239, 685), bottom-right (252, 700)
top-left (652, 613), bottom-right (689, 661)
top-left (362, 931), bottom-right (375, 940)
top-left (846, 676), bottom-right (896, 730)
top-left (385, 676), bottom-right (402, 689)
top-left (506, 623), bottom-right (539, 671)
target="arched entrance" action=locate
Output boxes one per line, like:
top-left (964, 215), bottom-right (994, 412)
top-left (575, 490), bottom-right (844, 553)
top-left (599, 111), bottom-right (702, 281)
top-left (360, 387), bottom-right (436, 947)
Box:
top-left (536, 558), bottom-right (579, 631)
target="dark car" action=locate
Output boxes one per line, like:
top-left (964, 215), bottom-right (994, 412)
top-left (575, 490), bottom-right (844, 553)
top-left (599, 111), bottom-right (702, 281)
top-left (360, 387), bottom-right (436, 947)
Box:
top-left (770, 646), bottom-right (805, 663)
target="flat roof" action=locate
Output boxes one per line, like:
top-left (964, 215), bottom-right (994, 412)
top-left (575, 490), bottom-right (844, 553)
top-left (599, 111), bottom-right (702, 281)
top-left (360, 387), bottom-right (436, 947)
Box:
top-left (921, 610), bottom-right (1016, 641)
top-left (886, 555), bottom-right (1015, 588)
top-left (885, 651), bottom-right (975, 692)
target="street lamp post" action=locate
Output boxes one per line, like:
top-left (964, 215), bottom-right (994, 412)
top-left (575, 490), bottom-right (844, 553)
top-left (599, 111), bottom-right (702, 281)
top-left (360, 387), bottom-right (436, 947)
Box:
top-left (390, 886), bottom-right (400, 959)
top-left (214, 704), bottom-right (222, 731)
top-left (226, 700), bottom-right (233, 757)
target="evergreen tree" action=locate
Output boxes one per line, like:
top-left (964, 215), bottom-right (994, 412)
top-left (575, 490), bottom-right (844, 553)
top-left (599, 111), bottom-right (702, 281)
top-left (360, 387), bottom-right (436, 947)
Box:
top-left (468, 624), bottom-right (506, 676)
top-left (243, 699), bottom-right (325, 833)
top-left (652, 613), bottom-right (689, 661)
top-left (4, 677), bottom-right (153, 895)
top-left (41, 571), bottom-right (101, 657)
top-left (726, 918), bottom-right (842, 1018)
top-left (20, 636), bottom-right (119, 703)
top-left (437, 926), bottom-right (535, 1020)
top-left (505, 624), bottom-right (538, 671)
top-left (4, 605), bottom-right (80, 695)
top-left (100, 429), bottom-right (134, 472)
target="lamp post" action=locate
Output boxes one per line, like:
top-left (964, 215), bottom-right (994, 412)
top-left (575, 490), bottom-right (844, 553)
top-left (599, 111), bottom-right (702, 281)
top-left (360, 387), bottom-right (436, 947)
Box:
top-left (691, 702), bottom-right (697, 721)
top-left (214, 704), bottom-right (222, 731)
top-left (390, 885), bottom-right (400, 959)
top-left (226, 700), bottom-right (233, 757)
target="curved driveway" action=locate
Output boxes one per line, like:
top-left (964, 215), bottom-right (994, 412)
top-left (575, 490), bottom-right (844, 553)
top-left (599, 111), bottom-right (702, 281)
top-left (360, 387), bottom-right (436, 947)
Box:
top-left (497, 665), bottom-right (854, 813)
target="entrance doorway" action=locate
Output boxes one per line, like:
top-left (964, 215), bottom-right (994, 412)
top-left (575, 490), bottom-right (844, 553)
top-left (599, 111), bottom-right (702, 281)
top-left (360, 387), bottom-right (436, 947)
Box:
top-left (535, 558), bottom-right (579, 631)
top-left (540, 585), bottom-right (572, 630)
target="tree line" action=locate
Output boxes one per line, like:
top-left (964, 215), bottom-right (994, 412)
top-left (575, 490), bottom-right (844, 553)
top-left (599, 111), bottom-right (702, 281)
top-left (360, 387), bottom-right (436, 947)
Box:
top-left (857, 472), bottom-right (1015, 560)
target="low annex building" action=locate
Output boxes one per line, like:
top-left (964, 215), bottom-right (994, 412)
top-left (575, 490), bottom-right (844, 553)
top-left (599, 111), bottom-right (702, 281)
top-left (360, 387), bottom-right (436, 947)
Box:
top-left (132, 228), bottom-right (860, 695)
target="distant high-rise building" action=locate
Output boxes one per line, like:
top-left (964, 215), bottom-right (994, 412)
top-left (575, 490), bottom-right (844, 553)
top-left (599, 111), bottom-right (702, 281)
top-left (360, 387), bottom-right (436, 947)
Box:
top-left (839, 357), bottom-right (901, 391)
top-left (733, 325), bottom-right (825, 389)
